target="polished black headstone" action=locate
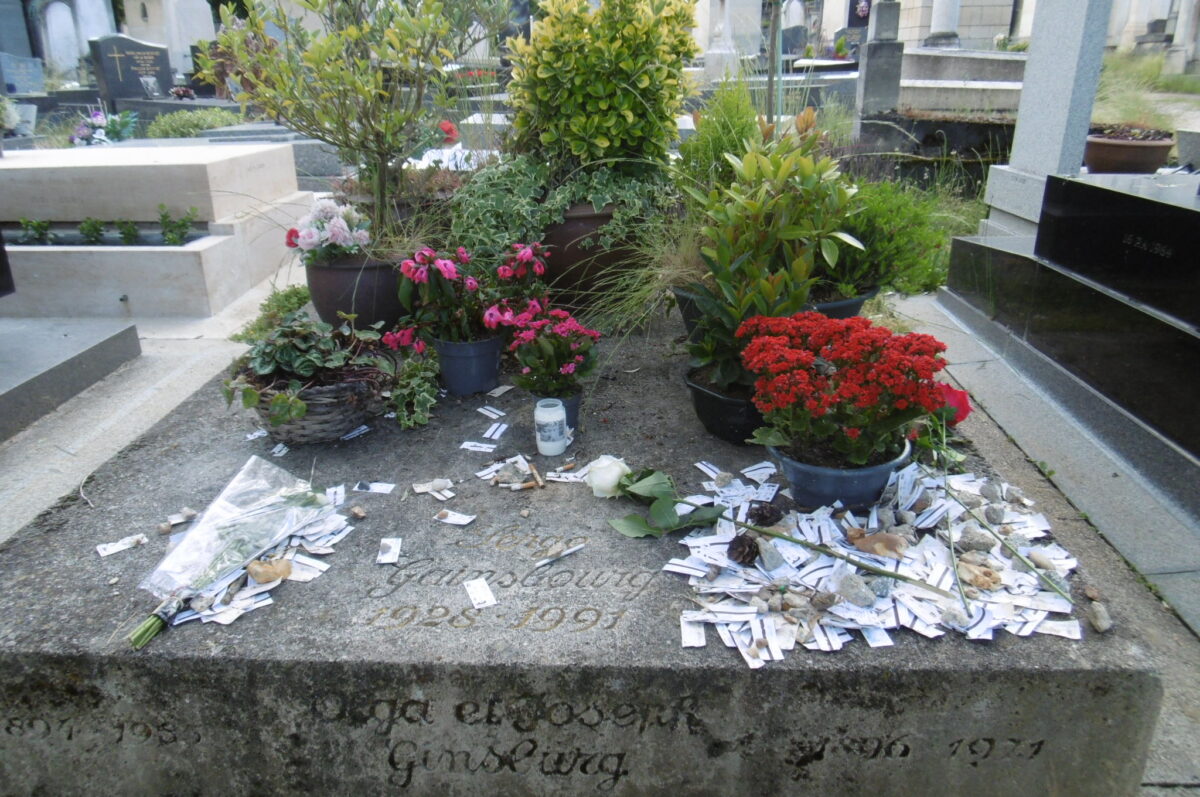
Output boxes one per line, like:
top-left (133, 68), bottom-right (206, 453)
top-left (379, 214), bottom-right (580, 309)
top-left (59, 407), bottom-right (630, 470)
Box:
top-left (88, 34), bottom-right (172, 103)
top-left (1034, 174), bottom-right (1200, 329)
top-left (0, 238), bottom-right (13, 298)
top-left (0, 51), bottom-right (45, 95)
top-left (949, 236), bottom-right (1200, 459)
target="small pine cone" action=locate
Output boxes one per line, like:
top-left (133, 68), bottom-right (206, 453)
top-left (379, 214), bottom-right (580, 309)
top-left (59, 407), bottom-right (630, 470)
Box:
top-left (747, 501), bottom-right (783, 527)
top-left (727, 534), bottom-right (760, 566)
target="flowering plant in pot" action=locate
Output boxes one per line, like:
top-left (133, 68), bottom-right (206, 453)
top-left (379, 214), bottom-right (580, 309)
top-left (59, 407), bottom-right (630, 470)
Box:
top-left (285, 198), bottom-right (399, 328)
top-left (738, 311), bottom-right (948, 507)
top-left (396, 243), bottom-right (546, 394)
top-left (221, 310), bottom-right (439, 443)
top-left (508, 300), bottom-right (600, 429)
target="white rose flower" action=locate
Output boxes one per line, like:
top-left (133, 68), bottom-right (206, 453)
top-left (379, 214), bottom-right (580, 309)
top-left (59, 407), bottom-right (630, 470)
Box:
top-left (584, 455), bottom-right (632, 498)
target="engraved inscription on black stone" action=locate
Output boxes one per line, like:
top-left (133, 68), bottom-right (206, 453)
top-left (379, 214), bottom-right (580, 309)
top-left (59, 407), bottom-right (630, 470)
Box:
top-left (88, 34), bottom-right (172, 102)
top-left (1035, 174), bottom-right (1200, 328)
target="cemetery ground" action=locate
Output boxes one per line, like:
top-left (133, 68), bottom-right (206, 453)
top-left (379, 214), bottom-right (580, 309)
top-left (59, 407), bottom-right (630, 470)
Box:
top-left (0, 257), bottom-right (1197, 792)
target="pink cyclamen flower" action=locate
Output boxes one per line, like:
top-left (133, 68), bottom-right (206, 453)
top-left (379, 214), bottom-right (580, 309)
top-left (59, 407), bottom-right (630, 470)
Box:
top-left (394, 327), bottom-right (415, 347)
top-left (483, 305), bottom-right (503, 329)
top-left (497, 265), bottom-right (514, 280)
top-left (413, 339), bottom-right (426, 354)
top-left (464, 276), bottom-right (479, 292)
top-left (533, 261), bottom-right (545, 276)
top-left (434, 258), bottom-right (458, 280)
top-left (399, 259), bottom-right (416, 279)
top-left (411, 266), bottom-right (429, 284)
top-left (382, 331), bottom-right (401, 350)
top-left (515, 246), bottom-right (534, 263)
top-left (456, 247), bottom-right (471, 264)
top-left (414, 247), bottom-right (435, 265)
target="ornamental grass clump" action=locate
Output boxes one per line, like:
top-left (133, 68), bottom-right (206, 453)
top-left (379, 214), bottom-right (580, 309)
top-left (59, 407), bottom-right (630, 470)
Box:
top-left (508, 302), bottom-right (601, 397)
top-left (739, 312), bottom-right (948, 466)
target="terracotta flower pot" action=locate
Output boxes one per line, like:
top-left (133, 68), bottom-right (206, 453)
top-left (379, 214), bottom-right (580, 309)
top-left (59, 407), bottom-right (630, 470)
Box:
top-left (1083, 136), bottom-right (1174, 174)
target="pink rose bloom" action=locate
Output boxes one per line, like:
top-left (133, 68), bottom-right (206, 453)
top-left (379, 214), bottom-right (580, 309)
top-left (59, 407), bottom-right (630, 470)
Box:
top-left (352, 229), bottom-right (370, 246)
top-left (434, 258), bottom-right (458, 280)
top-left (412, 266), bottom-right (429, 284)
top-left (296, 228), bottom-right (321, 251)
top-left (497, 265), bottom-right (514, 280)
top-left (400, 259), bottom-right (416, 279)
top-left (414, 247), bottom-right (435, 265)
top-left (456, 247), bottom-right (471, 264)
top-left (515, 246), bottom-right (534, 263)
top-left (526, 298), bottom-right (542, 315)
top-left (325, 216), bottom-right (353, 247)
top-left (464, 276), bottom-right (479, 292)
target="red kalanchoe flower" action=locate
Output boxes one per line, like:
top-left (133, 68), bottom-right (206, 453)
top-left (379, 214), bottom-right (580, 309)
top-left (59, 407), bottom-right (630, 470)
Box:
top-left (285, 228), bottom-right (300, 248)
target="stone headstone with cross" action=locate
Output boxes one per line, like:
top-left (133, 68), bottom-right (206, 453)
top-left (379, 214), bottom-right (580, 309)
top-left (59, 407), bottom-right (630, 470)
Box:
top-left (88, 34), bottom-right (172, 107)
top-left (0, 51), bottom-right (45, 95)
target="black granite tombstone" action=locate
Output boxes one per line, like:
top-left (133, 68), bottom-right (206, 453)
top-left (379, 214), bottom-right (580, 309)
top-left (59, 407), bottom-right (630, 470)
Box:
top-left (0, 51), bottom-right (45, 95)
top-left (1034, 174), bottom-right (1200, 329)
top-left (88, 34), bottom-right (172, 106)
top-left (0, 0), bottom-right (31, 59)
top-left (781, 25), bottom-right (808, 55)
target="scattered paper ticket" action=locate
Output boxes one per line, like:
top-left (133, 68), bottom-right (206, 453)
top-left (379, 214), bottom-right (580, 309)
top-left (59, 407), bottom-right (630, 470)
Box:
top-left (435, 509), bottom-right (476, 526)
top-left (464, 578), bottom-right (498, 609)
top-left (353, 481), bottom-right (395, 494)
top-left (96, 534), bottom-right (148, 557)
top-left (376, 538), bottom-right (403, 564)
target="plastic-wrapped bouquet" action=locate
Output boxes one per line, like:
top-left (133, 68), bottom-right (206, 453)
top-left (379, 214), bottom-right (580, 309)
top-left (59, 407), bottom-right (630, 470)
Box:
top-left (69, 107), bottom-right (138, 145)
top-left (284, 198), bottom-right (371, 265)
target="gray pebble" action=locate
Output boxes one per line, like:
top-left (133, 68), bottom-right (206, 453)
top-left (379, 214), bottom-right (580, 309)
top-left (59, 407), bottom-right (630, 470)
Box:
top-left (1005, 485), bottom-right (1028, 504)
top-left (980, 483), bottom-right (1003, 503)
top-left (958, 524), bottom-right (995, 553)
top-left (758, 540), bottom-right (787, 571)
top-left (1086, 602), bottom-right (1113, 633)
top-left (875, 509), bottom-right (896, 529)
top-left (867, 577), bottom-right (894, 597)
top-left (942, 605), bottom-right (970, 628)
top-left (836, 574), bottom-right (876, 608)
top-left (1028, 549), bottom-right (1055, 570)
top-left (767, 595), bottom-right (783, 612)
top-left (812, 591), bottom-right (838, 611)
top-left (1042, 571), bottom-right (1070, 594)
top-left (959, 493), bottom-right (983, 509)
top-left (984, 505), bottom-right (1006, 525)
top-left (783, 592), bottom-right (807, 609)
top-left (963, 586), bottom-right (981, 600)
top-left (749, 597), bottom-right (769, 612)
top-left (714, 471), bottom-right (734, 487)
top-left (891, 524), bottom-right (916, 543)
top-left (897, 510), bottom-right (917, 526)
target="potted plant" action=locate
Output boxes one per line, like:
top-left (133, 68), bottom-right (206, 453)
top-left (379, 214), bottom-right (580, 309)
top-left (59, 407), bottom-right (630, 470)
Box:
top-left (68, 108), bottom-right (138, 146)
top-left (202, 0), bottom-right (510, 232)
top-left (395, 242), bottom-right (544, 395)
top-left (222, 311), bottom-right (439, 445)
top-left (507, 295), bottom-right (601, 430)
top-left (499, 0), bottom-right (696, 302)
top-left (1084, 62), bottom-right (1176, 174)
top-left (286, 198), bottom-right (402, 329)
top-left (681, 121), bottom-right (863, 443)
top-left (739, 311), bottom-right (949, 508)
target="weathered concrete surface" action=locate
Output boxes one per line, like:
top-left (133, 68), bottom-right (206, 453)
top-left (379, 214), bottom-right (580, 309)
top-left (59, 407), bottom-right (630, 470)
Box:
top-left (0, 318), bottom-right (1178, 795)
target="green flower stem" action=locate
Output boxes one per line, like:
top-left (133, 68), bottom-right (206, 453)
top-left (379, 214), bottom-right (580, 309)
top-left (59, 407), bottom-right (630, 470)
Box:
top-left (676, 500), bottom-right (955, 600)
top-left (936, 475), bottom-right (1075, 606)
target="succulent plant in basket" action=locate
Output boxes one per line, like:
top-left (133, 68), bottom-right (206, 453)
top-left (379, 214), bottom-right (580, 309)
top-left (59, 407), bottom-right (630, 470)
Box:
top-left (222, 311), bottom-right (438, 443)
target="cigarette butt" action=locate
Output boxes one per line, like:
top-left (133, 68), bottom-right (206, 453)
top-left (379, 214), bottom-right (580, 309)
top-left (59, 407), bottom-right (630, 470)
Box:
top-left (560, 463), bottom-right (577, 472)
top-left (528, 462), bottom-right (546, 488)
top-left (511, 480), bottom-right (537, 491)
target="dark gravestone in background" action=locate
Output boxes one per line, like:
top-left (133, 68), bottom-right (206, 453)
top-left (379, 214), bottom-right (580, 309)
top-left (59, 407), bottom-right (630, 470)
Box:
top-left (0, 51), bottom-right (45, 95)
top-left (781, 25), bottom-right (808, 55)
top-left (88, 34), bottom-right (172, 104)
top-left (0, 0), bottom-right (32, 59)
top-left (0, 238), bottom-right (14, 298)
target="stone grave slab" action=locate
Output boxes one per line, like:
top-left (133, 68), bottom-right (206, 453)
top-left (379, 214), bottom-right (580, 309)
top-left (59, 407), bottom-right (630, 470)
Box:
top-left (0, 333), bottom-right (1165, 795)
top-left (0, 51), bottom-right (45, 95)
top-left (89, 34), bottom-right (172, 105)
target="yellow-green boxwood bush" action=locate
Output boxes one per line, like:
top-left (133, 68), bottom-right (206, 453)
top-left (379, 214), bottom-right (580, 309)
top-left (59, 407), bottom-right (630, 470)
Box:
top-left (146, 107), bottom-right (243, 139)
top-left (506, 0), bottom-right (697, 171)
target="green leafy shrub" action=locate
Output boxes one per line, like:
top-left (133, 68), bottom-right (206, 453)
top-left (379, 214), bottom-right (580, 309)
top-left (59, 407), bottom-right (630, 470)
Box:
top-left (17, 218), bottom-right (54, 245)
top-left (837, 180), bottom-right (946, 294)
top-left (115, 219), bottom-right (141, 245)
top-left (677, 76), bottom-right (758, 196)
top-left (78, 218), bottom-right (106, 245)
top-left (231, 285), bottom-right (312, 343)
top-left (146, 107), bottom-right (242, 139)
top-left (158, 205), bottom-right (199, 246)
top-left (506, 0), bottom-right (697, 173)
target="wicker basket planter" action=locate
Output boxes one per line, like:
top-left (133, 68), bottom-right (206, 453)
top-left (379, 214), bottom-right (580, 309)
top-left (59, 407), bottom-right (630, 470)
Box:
top-left (255, 375), bottom-right (386, 445)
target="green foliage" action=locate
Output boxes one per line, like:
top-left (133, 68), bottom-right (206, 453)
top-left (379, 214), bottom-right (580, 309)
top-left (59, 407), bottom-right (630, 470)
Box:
top-left (78, 217), bottom-right (106, 245)
top-left (17, 218), bottom-right (55, 245)
top-left (146, 107), bottom-right (243, 138)
top-left (449, 155), bottom-right (677, 270)
top-left (506, 0), bottom-right (697, 173)
top-left (608, 469), bottom-right (726, 538)
top-left (1094, 52), bottom-right (1173, 130)
top-left (230, 285), bottom-right (312, 343)
top-left (200, 0), bottom-right (510, 230)
top-left (104, 110), bottom-right (139, 142)
top-left (115, 219), bottom-right (141, 245)
top-left (158, 205), bottom-right (199, 245)
top-left (388, 354), bottom-right (440, 429)
top-left (677, 76), bottom-right (758, 196)
top-left (836, 180), bottom-right (946, 294)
